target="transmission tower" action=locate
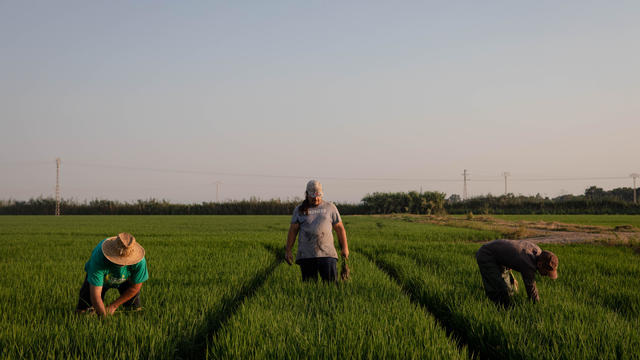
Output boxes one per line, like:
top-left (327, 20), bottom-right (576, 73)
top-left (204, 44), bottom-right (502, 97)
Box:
top-left (462, 169), bottom-right (469, 200)
top-left (55, 158), bottom-right (61, 216)
top-left (631, 173), bottom-right (639, 204)
top-left (502, 172), bottom-right (511, 195)
top-left (215, 181), bottom-right (223, 202)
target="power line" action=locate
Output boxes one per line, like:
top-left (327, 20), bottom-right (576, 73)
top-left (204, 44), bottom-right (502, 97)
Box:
top-left (510, 176), bottom-right (628, 182)
top-left (0, 160), bottom-right (52, 166)
top-left (4, 159), bottom-right (634, 186)
top-left (65, 161), bottom-right (461, 182)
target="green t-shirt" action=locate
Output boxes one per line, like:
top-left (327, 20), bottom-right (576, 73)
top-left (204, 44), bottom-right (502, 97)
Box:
top-left (84, 239), bottom-right (149, 288)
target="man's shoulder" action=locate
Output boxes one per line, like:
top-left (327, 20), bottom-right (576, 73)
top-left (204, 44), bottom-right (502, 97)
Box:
top-left (483, 239), bottom-right (512, 247)
top-left (489, 239), bottom-right (533, 247)
top-left (291, 204), bottom-right (302, 219)
top-left (87, 240), bottom-right (109, 267)
top-left (136, 257), bottom-right (147, 266)
top-left (322, 201), bottom-right (338, 210)
top-left (128, 257), bottom-right (147, 270)
top-left (482, 239), bottom-right (526, 253)
top-left (514, 240), bottom-right (541, 253)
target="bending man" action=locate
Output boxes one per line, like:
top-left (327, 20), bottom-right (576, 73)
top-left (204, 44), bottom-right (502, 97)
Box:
top-left (76, 232), bottom-right (148, 316)
top-left (476, 239), bottom-right (558, 307)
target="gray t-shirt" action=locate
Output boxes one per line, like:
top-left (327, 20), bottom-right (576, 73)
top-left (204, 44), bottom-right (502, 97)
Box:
top-left (291, 201), bottom-right (342, 261)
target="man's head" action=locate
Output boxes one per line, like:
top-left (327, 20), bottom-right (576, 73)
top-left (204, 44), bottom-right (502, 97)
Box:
top-left (536, 250), bottom-right (558, 279)
top-left (102, 232), bottom-right (145, 266)
top-left (305, 180), bottom-right (323, 206)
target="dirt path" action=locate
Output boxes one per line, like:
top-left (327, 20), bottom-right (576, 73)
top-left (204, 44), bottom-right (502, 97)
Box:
top-left (386, 214), bottom-right (640, 245)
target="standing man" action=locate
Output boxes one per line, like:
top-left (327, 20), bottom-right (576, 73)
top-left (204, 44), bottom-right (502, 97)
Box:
top-left (76, 232), bottom-right (149, 316)
top-left (285, 180), bottom-right (349, 281)
top-left (476, 239), bottom-right (558, 307)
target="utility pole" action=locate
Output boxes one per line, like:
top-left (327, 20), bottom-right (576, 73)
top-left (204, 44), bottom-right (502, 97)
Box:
top-left (631, 173), bottom-right (639, 204)
top-left (55, 158), bottom-right (61, 216)
top-left (462, 169), bottom-right (469, 200)
top-left (215, 181), bottom-right (222, 202)
top-left (502, 172), bottom-right (511, 195)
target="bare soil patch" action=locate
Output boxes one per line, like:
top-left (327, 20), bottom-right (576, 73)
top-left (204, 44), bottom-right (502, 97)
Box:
top-left (384, 214), bottom-right (640, 246)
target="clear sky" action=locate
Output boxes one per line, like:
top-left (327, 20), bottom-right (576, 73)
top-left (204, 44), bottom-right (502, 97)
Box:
top-left (1, 1), bottom-right (639, 203)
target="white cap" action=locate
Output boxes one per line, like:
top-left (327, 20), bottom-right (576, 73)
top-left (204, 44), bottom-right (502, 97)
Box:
top-left (306, 180), bottom-right (323, 197)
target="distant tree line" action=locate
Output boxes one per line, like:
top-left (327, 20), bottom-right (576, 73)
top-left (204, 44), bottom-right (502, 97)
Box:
top-left (0, 197), bottom-right (366, 216)
top-left (445, 186), bottom-right (640, 215)
top-left (360, 191), bottom-right (447, 215)
top-left (445, 194), bottom-right (640, 215)
top-left (1, 186), bottom-right (638, 215)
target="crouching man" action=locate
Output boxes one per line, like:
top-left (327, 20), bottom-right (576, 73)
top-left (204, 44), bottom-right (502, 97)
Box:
top-left (76, 232), bottom-right (148, 316)
top-left (476, 239), bottom-right (558, 307)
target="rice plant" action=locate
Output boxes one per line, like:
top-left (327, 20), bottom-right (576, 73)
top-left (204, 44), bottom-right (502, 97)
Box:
top-left (1, 215), bottom-right (638, 359)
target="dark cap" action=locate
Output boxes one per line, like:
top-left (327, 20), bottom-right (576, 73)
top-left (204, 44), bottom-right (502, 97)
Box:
top-left (538, 250), bottom-right (558, 279)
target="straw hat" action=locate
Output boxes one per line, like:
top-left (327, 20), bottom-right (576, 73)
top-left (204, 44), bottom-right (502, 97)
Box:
top-left (102, 232), bottom-right (145, 266)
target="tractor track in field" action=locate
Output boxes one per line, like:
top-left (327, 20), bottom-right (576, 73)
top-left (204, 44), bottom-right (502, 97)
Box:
top-left (360, 215), bottom-right (640, 358)
top-left (358, 250), bottom-right (512, 360)
top-left (174, 244), bottom-right (283, 360)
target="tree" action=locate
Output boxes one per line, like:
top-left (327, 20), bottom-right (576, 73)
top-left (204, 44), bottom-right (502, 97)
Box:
top-left (585, 186), bottom-right (605, 199)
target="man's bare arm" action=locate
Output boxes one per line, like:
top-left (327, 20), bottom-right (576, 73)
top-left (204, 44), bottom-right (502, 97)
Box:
top-left (285, 223), bottom-right (300, 265)
top-left (89, 285), bottom-right (107, 316)
top-left (106, 282), bottom-right (143, 315)
top-left (332, 222), bottom-right (349, 259)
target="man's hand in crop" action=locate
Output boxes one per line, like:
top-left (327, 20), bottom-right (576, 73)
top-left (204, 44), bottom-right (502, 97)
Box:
top-left (106, 304), bottom-right (117, 315)
top-left (285, 249), bottom-right (294, 265)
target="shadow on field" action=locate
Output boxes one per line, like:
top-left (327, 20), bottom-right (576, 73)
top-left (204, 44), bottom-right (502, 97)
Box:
top-left (359, 251), bottom-right (524, 360)
top-left (174, 243), bottom-right (283, 360)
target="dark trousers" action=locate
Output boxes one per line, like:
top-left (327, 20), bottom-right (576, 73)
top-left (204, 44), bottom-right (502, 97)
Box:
top-left (76, 276), bottom-right (141, 311)
top-left (476, 254), bottom-right (516, 307)
top-left (297, 257), bottom-right (337, 282)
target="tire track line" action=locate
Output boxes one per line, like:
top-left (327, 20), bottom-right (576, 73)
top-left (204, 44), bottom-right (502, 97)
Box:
top-left (175, 245), bottom-right (283, 360)
top-left (359, 249), bottom-right (519, 360)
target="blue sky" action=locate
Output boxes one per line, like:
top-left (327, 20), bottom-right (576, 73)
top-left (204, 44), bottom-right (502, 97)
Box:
top-left (1, 1), bottom-right (639, 203)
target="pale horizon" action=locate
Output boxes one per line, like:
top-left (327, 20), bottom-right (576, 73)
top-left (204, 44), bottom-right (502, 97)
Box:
top-left (2, 1), bottom-right (639, 204)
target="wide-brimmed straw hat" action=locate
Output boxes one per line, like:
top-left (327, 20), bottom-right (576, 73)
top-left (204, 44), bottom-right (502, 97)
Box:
top-left (102, 232), bottom-right (145, 266)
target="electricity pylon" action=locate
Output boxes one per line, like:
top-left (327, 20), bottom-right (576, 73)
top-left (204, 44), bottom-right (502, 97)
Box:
top-left (502, 172), bottom-right (511, 195)
top-left (215, 181), bottom-right (223, 202)
top-left (462, 169), bottom-right (469, 200)
top-left (55, 158), bottom-right (61, 216)
top-left (631, 173), bottom-right (639, 204)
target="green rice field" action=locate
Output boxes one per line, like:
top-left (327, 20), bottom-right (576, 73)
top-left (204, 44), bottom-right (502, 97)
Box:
top-left (1, 215), bottom-right (639, 359)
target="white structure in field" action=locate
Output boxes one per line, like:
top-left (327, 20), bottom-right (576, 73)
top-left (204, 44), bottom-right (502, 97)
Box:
top-left (55, 158), bottom-right (61, 216)
top-left (631, 173), bottom-right (639, 204)
top-left (502, 172), bottom-right (511, 195)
